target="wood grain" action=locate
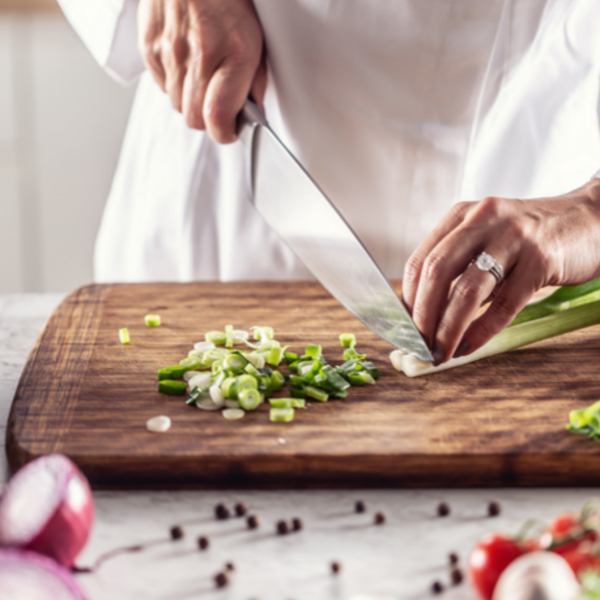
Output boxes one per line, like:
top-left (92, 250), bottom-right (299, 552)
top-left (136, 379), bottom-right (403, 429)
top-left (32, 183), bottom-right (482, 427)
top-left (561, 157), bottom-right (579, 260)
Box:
top-left (0, 0), bottom-right (58, 10)
top-left (7, 282), bottom-right (600, 488)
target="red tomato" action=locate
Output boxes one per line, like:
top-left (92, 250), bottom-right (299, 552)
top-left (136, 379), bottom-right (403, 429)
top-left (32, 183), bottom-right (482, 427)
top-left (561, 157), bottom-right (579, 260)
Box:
top-left (549, 513), bottom-right (579, 537)
top-left (469, 534), bottom-right (524, 600)
top-left (546, 512), bottom-right (597, 557)
top-left (561, 547), bottom-right (600, 576)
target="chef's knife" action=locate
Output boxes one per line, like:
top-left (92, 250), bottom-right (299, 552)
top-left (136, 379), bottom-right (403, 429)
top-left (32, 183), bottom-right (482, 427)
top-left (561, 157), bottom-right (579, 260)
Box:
top-left (237, 99), bottom-right (433, 362)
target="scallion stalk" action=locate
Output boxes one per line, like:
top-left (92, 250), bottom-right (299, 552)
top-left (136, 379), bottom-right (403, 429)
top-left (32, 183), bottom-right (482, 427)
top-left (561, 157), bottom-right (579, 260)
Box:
top-left (392, 299), bottom-right (600, 377)
top-left (339, 333), bottom-right (356, 348)
top-left (119, 328), bottom-right (130, 344)
top-left (270, 407), bottom-right (294, 423)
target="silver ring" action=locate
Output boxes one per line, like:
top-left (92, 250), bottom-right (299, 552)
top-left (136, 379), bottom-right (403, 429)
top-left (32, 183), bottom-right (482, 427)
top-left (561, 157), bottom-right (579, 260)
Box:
top-left (472, 252), bottom-right (504, 283)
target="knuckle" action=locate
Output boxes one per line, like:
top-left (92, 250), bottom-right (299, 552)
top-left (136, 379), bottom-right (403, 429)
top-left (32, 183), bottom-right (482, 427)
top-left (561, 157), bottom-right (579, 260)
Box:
top-left (452, 278), bottom-right (481, 304)
top-left (403, 255), bottom-right (423, 284)
top-left (422, 253), bottom-right (446, 281)
top-left (490, 292), bottom-right (518, 325)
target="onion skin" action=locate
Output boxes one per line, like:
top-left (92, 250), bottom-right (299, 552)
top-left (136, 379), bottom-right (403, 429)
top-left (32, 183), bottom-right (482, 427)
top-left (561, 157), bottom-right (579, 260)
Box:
top-left (0, 547), bottom-right (88, 600)
top-left (0, 454), bottom-right (94, 568)
top-left (25, 469), bottom-right (94, 568)
top-left (492, 551), bottom-right (580, 600)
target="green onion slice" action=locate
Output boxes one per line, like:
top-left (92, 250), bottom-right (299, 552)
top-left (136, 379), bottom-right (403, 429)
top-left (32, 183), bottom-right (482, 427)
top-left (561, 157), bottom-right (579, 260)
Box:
top-left (158, 380), bottom-right (188, 396)
top-left (339, 333), bottom-right (356, 348)
top-left (119, 328), bottom-right (130, 344)
top-left (223, 408), bottom-right (245, 420)
top-left (270, 407), bottom-right (294, 423)
top-left (238, 388), bottom-right (262, 411)
top-left (157, 365), bottom-right (187, 381)
top-left (305, 386), bottom-right (328, 402)
top-left (144, 314), bottom-right (161, 327)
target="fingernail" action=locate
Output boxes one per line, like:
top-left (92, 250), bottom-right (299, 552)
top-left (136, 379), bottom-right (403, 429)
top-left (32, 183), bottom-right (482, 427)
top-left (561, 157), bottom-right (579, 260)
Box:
top-left (432, 343), bottom-right (445, 366)
top-left (453, 339), bottom-right (470, 359)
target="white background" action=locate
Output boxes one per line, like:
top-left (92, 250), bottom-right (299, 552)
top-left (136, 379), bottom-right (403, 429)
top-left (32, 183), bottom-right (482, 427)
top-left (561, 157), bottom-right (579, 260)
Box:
top-left (0, 8), bottom-right (136, 293)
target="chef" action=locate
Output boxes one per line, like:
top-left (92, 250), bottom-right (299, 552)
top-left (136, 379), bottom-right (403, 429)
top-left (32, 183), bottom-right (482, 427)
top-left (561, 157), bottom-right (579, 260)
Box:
top-left (57, 0), bottom-right (600, 364)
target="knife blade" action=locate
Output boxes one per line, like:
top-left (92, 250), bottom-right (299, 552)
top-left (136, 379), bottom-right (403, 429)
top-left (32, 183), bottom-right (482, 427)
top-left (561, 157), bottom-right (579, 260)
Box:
top-left (238, 99), bottom-right (433, 362)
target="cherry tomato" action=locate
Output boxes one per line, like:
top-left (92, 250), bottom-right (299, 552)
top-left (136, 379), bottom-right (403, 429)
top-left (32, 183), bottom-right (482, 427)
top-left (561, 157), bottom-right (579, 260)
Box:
top-left (469, 534), bottom-right (524, 600)
top-left (549, 513), bottom-right (579, 537)
top-left (561, 547), bottom-right (600, 576)
top-left (546, 512), bottom-right (597, 557)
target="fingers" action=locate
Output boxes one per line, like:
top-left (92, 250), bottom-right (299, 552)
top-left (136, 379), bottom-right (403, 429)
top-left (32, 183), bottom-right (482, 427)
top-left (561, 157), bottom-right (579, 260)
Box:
top-left (460, 261), bottom-right (542, 357)
top-left (403, 201), bottom-right (471, 310)
top-left (202, 51), bottom-right (262, 143)
top-left (138, 0), bottom-right (166, 91)
top-left (139, 0), bottom-right (265, 141)
top-left (433, 246), bottom-right (514, 361)
top-left (161, 0), bottom-right (189, 112)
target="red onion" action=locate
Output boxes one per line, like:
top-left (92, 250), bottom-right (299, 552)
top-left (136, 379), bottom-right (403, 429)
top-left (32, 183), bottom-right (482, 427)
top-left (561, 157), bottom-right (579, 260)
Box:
top-left (0, 547), bottom-right (88, 599)
top-left (0, 454), bottom-right (94, 568)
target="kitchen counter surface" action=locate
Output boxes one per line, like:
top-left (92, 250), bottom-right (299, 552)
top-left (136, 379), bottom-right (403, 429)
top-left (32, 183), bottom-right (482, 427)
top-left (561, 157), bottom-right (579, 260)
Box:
top-left (1, 292), bottom-right (597, 600)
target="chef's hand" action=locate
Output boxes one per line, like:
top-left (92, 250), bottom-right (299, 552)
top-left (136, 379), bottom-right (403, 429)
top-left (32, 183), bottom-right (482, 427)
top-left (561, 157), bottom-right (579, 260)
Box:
top-left (138, 0), bottom-right (266, 143)
top-left (402, 178), bottom-right (600, 364)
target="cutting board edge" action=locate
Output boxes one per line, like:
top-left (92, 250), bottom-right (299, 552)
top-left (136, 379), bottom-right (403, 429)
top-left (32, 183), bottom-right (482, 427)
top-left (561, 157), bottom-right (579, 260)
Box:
top-left (5, 283), bottom-right (110, 475)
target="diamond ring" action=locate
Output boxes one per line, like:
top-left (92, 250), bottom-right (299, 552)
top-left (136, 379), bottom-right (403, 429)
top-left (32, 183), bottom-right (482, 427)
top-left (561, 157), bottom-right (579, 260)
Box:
top-left (472, 252), bottom-right (504, 283)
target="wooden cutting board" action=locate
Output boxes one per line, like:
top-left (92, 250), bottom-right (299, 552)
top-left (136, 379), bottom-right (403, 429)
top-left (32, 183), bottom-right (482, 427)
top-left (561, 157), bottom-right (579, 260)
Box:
top-left (7, 282), bottom-right (600, 488)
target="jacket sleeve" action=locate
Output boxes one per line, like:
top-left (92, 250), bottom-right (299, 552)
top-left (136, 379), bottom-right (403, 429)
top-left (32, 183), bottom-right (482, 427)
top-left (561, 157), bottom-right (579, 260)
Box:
top-left (56, 0), bottom-right (145, 85)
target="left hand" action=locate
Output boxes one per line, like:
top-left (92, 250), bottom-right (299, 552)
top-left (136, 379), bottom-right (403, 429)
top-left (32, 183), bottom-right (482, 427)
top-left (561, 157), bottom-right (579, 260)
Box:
top-left (402, 178), bottom-right (600, 364)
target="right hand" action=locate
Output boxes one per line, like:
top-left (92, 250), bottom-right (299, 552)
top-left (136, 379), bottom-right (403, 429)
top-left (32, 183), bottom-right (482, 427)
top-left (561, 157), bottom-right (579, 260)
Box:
top-left (138, 0), bottom-right (266, 143)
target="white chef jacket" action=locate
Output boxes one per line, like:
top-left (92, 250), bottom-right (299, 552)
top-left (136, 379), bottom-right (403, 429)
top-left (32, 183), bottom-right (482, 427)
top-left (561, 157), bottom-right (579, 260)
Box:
top-left (57, 0), bottom-right (600, 283)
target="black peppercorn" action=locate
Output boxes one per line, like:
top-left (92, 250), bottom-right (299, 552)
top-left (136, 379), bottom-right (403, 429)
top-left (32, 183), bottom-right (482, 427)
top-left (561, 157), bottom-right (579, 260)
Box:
top-left (431, 580), bottom-right (443, 594)
top-left (437, 502), bottom-right (450, 517)
top-left (331, 561), bottom-right (341, 574)
top-left (448, 552), bottom-right (459, 566)
top-left (374, 512), bottom-right (386, 525)
top-left (235, 502), bottom-right (248, 517)
top-left (276, 520), bottom-right (289, 535)
top-left (215, 503), bottom-right (231, 520)
top-left (355, 500), bottom-right (366, 513)
top-left (488, 501), bottom-right (501, 517)
top-left (170, 525), bottom-right (184, 540)
top-left (451, 568), bottom-right (463, 585)
top-left (292, 517), bottom-right (303, 532)
top-left (214, 572), bottom-right (229, 588)
top-left (247, 514), bottom-right (260, 529)
top-left (225, 562), bottom-right (235, 572)
top-left (197, 536), bottom-right (209, 550)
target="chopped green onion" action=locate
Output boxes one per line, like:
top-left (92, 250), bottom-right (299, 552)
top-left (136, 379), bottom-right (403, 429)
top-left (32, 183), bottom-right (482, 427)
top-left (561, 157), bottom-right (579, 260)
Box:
top-left (223, 408), bottom-right (245, 420)
top-left (339, 333), bottom-right (355, 348)
top-left (290, 398), bottom-right (306, 408)
top-left (270, 407), bottom-right (294, 423)
top-left (290, 385), bottom-right (306, 398)
top-left (343, 348), bottom-right (366, 361)
top-left (284, 351), bottom-right (300, 364)
top-left (185, 386), bottom-right (205, 405)
top-left (305, 386), bottom-right (328, 402)
top-left (245, 362), bottom-right (259, 376)
top-left (270, 370), bottom-right (286, 391)
top-left (321, 365), bottom-right (351, 391)
top-left (223, 352), bottom-right (248, 370)
top-left (179, 356), bottom-right (203, 371)
top-left (205, 331), bottom-right (226, 345)
top-left (235, 374), bottom-right (258, 393)
top-left (246, 352), bottom-right (265, 369)
top-left (119, 328), bottom-right (130, 344)
top-left (288, 359), bottom-right (301, 373)
top-left (158, 379), bottom-right (187, 395)
top-left (144, 314), bottom-right (161, 327)
top-left (221, 376), bottom-right (237, 399)
top-left (252, 326), bottom-right (274, 341)
top-left (567, 399), bottom-right (600, 442)
top-left (347, 371), bottom-right (375, 386)
top-left (225, 324), bottom-right (234, 348)
top-left (238, 388), bottom-right (262, 411)
top-left (157, 365), bottom-right (187, 381)
top-left (305, 344), bottom-right (322, 359)
top-left (267, 345), bottom-right (284, 366)
top-left (269, 398), bottom-right (293, 408)
top-left (360, 361), bottom-right (380, 379)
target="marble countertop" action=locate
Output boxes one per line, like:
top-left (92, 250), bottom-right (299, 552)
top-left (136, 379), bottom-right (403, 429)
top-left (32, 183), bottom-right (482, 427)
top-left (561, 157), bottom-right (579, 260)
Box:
top-left (0, 293), bottom-right (596, 600)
